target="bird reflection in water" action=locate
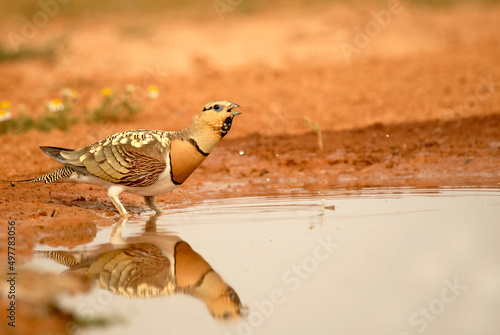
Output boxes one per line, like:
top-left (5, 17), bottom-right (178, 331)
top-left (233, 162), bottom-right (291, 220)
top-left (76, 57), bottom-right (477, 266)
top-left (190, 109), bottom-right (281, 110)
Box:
top-left (35, 216), bottom-right (243, 321)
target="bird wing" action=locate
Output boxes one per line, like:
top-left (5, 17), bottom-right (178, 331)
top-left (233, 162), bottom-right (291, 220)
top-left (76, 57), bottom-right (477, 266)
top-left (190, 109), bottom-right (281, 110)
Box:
top-left (61, 130), bottom-right (170, 187)
top-left (87, 243), bottom-right (172, 297)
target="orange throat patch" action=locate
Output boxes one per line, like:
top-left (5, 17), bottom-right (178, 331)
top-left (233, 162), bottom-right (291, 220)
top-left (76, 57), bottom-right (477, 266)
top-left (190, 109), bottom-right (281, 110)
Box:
top-left (169, 138), bottom-right (208, 185)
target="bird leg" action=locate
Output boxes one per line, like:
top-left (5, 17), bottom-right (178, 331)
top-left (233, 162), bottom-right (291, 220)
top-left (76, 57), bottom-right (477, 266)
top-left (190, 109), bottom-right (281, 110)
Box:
top-left (108, 187), bottom-right (130, 218)
top-left (144, 196), bottom-right (165, 215)
top-left (110, 217), bottom-right (128, 245)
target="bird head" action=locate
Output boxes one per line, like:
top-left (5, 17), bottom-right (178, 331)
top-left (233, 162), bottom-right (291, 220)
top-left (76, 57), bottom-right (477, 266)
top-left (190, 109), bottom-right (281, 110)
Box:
top-left (198, 100), bottom-right (242, 138)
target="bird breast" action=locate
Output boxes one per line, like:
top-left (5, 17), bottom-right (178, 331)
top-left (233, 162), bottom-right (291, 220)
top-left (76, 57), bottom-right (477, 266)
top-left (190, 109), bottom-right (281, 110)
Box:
top-left (169, 138), bottom-right (208, 185)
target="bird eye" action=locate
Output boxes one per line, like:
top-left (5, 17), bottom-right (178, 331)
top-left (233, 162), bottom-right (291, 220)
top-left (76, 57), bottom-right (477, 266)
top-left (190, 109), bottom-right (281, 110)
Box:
top-left (213, 104), bottom-right (222, 112)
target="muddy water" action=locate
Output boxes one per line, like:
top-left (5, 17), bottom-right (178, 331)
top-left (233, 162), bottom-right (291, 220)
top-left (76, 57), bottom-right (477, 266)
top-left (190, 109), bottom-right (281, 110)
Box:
top-left (25, 188), bottom-right (500, 335)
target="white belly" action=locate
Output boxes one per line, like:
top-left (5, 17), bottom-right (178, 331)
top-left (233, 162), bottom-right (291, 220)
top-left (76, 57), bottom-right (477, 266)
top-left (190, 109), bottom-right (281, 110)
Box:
top-left (122, 170), bottom-right (178, 196)
top-left (65, 168), bottom-right (178, 197)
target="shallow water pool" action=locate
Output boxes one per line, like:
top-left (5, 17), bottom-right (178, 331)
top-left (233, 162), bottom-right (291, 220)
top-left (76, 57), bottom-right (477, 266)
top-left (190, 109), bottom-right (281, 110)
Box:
top-left (27, 188), bottom-right (500, 335)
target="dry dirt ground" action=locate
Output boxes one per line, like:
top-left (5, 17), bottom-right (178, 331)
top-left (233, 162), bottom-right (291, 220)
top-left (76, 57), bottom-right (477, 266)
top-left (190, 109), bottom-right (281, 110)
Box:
top-left (0, 3), bottom-right (500, 333)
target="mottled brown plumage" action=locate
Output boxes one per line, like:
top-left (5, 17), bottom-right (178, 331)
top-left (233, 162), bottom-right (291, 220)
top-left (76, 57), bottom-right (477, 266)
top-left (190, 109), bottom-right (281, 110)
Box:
top-left (28, 100), bottom-right (242, 217)
top-left (35, 216), bottom-right (244, 320)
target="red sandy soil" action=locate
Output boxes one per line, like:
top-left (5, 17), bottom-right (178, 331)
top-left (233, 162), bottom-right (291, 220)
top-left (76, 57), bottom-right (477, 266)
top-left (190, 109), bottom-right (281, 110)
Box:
top-left (1, 2), bottom-right (500, 254)
top-left (0, 3), bottom-right (500, 333)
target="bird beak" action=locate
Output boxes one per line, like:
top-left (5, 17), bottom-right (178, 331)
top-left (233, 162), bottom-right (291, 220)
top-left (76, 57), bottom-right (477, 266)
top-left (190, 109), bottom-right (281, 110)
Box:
top-left (229, 103), bottom-right (242, 116)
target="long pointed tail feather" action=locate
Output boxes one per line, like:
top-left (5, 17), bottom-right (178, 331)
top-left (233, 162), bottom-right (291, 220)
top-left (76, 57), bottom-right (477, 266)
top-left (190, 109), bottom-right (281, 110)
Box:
top-left (34, 250), bottom-right (80, 267)
top-left (2, 166), bottom-right (76, 185)
top-left (33, 166), bottom-right (76, 183)
top-left (0, 176), bottom-right (35, 184)
top-left (1, 178), bottom-right (33, 183)
top-left (2, 146), bottom-right (78, 185)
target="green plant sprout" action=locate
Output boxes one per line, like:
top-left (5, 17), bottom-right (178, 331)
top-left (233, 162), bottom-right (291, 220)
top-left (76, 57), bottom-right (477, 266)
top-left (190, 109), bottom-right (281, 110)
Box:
top-left (304, 117), bottom-right (323, 151)
top-left (85, 87), bottom-right (140, 123)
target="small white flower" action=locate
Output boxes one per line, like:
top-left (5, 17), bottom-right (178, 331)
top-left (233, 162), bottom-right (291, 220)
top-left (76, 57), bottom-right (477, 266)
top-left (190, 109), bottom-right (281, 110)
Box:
top-left (47, 99), bottom-right (65, 113)
top-left (60, 87), bottom-right (79, 101)
top-left (0, 109), bottom-right (12, 122)
top-left (1, 101), bottom-right (13, 122)
top-left (125, 84), bottom-right (136, 94)
top-left (147, 85), bottom-right (159, 99)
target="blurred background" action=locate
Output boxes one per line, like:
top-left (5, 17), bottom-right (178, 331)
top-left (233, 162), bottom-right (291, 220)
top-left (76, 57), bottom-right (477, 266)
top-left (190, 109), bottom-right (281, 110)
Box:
top-left (1, 2), bottom-right (500, 334)
top-left (1, 0), bottom-right (499, 139)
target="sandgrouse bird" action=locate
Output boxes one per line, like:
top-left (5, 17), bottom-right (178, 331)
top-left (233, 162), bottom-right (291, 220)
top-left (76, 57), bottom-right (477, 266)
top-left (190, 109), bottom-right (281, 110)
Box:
top-left (26, 100), bottom-right (241, 217)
